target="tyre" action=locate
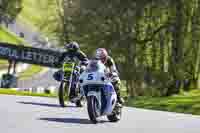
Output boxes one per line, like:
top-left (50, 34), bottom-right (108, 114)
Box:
top-left (58, 81), bottom-right (69, 107)
top-left (107, 104), bottom-right (122, 122)
top-left (75, 99), bottom-right (83, 107)
top-left (87, 96), bottom-right (100, 124)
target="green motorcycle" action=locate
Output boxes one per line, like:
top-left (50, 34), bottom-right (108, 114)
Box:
top-left (57, 61), bottom-right (83, 107)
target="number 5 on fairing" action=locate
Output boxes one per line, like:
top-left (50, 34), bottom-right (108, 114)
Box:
top-left (87, 74), bottom-right (94, 80)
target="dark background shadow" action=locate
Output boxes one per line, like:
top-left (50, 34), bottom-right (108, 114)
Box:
top-left (39, 117), bottom-right (107, 124)
top-left (17, 101), bottom-right (76, 108)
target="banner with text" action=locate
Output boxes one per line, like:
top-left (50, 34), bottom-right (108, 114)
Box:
top-left (0, 43), bottom-right (63, 68)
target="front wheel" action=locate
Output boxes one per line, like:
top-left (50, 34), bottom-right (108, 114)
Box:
top-left (58, 81), bottom-right (69, 107)
top-left (87, 96), bottom-right (100, 124)
top-left (107, 104), bottom-right (122, 122)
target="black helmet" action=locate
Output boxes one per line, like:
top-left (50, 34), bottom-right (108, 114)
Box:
top-left (65, 41), bottom-right (80, 52)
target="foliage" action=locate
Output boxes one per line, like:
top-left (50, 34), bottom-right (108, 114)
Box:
top-left (33, 0), bottom-right (200, 97)
top-left (0, 0), bottom-right (22, 24)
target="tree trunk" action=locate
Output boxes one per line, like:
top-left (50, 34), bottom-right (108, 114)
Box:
top-left (168, 0), bottom-right (184, 95)
top-left (159, 31), bottom-right (165, 71)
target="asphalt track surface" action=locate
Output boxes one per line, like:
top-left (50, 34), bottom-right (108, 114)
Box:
top-left (0, 94), bottom-right (200, 133)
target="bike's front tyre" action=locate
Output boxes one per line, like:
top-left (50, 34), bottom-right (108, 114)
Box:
top-left (87, 96), bottom-right (100, 124)
top-left (58, 81), bottom-right (69, 107)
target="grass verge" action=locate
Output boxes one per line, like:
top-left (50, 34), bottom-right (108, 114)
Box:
top-left (0, 26), bottom-right (26, 69)
top-left (126, 89), bottom-right (200, 115)
top-left (18, 65), bottom-right (44, 80)
top-left (0, 88), bottom-right (56, 98)
top-left (0, 26), bottom-right (25, 44)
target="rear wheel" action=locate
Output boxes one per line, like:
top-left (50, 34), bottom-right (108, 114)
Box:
top-left (75, 99), bottom-right (83, 107)
top-left (87, 96), bottom-right (100, 124)
top-left (58, 81), bottom-right (69, 107)
top-left (75, 86), bottom-right (84, 107)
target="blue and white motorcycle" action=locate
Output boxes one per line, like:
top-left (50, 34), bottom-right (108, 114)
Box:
top-left (79, 60), bottom-right (122, 123)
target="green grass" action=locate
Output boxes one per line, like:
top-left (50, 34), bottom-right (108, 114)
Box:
top-left (0, 88), bottom-right (56, 98)
top-left (18, 0), bottom-right (49, 29)
top-left (18, 65), bottom-right (44, 80)
top-left (0, 26), bottom-right (26, 69)
top-left (126, 89), bottom-right (200, 115)
top-left (0, 26), bottom-right (25, 45)
top-left (0, 60), bottom-right (9, 69)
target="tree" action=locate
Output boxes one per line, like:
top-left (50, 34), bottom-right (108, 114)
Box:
top-left (40, 0), bottom-right (200, 97)
top-left (0, 0), bottom-right (22, 26)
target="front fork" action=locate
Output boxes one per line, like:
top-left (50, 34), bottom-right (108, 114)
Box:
top-left (62, 63), bottom-right (75, 97)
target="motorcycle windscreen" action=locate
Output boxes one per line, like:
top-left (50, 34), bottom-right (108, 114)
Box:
top-left (85, 60), bottom-right (105, 73)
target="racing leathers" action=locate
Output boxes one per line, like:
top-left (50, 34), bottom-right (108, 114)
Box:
top-left (59, 50), bottom-right (88, 67)
top-left (104, 56), bottom-right (124, 105)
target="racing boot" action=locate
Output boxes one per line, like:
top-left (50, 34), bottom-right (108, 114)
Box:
top-left (116, 92), bottom-right (125, 106)
top-left (69, 88), bottom-right (76, 102)
top-left (113, 81), bottom-right (124, 106)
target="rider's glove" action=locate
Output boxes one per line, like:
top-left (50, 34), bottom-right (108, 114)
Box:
top-left (80, 60), bottom-right (88, 66)
top-left (106, 72), bottom-right (113, 78)
top-left (80, 65), bottom-right (86, 73)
